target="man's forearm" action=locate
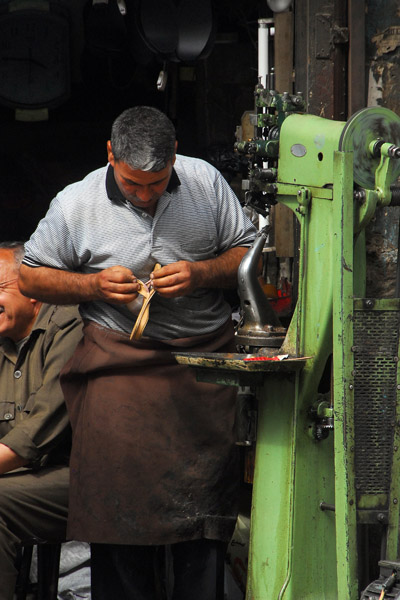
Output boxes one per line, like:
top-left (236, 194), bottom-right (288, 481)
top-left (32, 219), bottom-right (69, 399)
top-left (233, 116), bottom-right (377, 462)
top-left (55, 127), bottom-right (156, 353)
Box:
top-left (19, 263), bottom-right (140, 305)
top-left (192, 246), bottom-right (249, 289)
top-left (19, 264), bottom-right (99, 304)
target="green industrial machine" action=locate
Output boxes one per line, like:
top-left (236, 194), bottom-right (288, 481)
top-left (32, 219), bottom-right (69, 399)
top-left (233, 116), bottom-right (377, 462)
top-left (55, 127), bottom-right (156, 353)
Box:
top-left (176, 78), bottom-right (400, 599)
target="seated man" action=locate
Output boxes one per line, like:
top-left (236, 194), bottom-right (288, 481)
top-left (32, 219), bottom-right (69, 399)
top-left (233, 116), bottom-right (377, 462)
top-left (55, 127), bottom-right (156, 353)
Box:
top-left (0, 241), bottom-right (83, 600)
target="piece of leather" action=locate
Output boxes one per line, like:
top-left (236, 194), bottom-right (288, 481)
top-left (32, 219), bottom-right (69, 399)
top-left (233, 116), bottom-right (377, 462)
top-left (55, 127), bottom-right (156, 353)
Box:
top-left (130, 263), bottom-right (161, 340)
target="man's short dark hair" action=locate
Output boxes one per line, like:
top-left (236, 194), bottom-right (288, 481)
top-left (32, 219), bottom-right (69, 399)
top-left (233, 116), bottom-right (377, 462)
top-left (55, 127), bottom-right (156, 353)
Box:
top-left (110, 106), bottom-right (176, 172)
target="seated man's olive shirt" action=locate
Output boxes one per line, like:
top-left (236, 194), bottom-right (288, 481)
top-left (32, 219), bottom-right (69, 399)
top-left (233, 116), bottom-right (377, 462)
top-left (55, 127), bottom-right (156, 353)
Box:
top-left (0, 303), bottom-right (82, 467)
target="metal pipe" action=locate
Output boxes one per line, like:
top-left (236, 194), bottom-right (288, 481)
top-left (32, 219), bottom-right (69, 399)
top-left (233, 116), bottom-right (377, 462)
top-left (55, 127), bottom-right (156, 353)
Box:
top-left (236, 227), bottom-right (286, 352)
top-left (258, 19), bottom-right (272, 88)
top-left (320, 502), bottom-right (335, 512)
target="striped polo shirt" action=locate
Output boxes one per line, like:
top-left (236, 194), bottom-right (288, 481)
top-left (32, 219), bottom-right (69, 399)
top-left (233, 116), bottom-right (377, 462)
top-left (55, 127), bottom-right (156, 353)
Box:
top-left (23, 154), bottom-right (257, 339)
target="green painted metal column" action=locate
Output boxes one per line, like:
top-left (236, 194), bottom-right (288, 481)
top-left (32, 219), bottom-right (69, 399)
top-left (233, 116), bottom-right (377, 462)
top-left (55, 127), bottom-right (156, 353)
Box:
top-left (247, 189), bottom-right (339, 599)
top-left (332, 150), bottom-right (358, 599)
top-left (246, 374), bottom-right (298, 599)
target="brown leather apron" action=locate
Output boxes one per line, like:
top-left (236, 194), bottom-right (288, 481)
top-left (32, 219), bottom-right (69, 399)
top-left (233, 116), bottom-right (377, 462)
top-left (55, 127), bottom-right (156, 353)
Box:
top-left (60, 319), bottom-right (239, 545)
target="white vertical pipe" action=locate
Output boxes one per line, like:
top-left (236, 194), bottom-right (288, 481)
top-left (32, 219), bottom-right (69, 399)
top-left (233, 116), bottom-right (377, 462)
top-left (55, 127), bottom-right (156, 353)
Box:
top-left (258, 19), bottom-right (273, 230)
top-left (258, 19), bottom-right (271, 88)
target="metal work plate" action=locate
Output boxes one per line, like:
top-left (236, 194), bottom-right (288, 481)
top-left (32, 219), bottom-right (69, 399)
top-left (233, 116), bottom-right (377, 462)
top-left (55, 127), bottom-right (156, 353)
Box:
top-left (339, 106), bottom-right (400, 189)
top-left (173, 352), bottom-right (308, 373)
top-left (353, 301), bottom-right (400, 500)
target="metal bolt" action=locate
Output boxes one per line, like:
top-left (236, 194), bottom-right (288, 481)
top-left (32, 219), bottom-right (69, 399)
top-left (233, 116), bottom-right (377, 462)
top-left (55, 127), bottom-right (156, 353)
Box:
top-left (397, 385), bottom-right (400, 391)
top-left (349, 384), bottom-right (354, 390)
top-left (395, 446), bottom-right (398, 452)
top-left (377, 513), bottom-right (385, 522)
top-left (394, 498), bottom-right (398, 505)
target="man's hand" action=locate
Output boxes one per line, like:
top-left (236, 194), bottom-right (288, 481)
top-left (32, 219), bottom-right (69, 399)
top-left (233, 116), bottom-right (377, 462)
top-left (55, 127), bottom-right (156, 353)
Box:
top-left (150, 261), bottom-right (198, 298)
top-left (94, 266), bottom-right (141, 304)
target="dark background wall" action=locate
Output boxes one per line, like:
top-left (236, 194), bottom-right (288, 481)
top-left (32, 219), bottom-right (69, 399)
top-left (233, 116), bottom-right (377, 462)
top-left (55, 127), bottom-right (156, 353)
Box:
top-left (1, 0), bottom-right (400, 300)
top-left (0, 0), bottom-right (267, 241)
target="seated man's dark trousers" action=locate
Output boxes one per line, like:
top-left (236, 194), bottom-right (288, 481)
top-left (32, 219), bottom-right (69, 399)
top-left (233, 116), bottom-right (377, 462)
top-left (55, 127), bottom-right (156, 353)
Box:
top-left (0, 465), bottom-right (68, 600)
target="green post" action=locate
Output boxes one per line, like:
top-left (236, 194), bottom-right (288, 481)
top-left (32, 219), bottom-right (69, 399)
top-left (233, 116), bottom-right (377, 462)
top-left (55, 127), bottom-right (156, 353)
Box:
top-left (247, 153), bottom-right (365, 598)
top-left (332, 150), bottom-right (358, 599)
top-left (247, 189), bottom-right (340, 598)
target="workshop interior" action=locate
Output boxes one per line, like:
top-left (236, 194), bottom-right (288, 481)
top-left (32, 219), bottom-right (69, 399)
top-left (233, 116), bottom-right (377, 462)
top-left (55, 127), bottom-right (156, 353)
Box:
top-left (1, 0), bottom-right (400, 598)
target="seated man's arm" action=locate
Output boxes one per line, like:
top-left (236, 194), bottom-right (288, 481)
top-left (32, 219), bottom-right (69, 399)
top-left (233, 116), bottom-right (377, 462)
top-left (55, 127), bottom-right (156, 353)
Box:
top-left (0, 306), bottom-right (83, 475)
top-left (0, 444), bottom-right (28, 474)
top-left (19, 264), bottom-right (140, 306)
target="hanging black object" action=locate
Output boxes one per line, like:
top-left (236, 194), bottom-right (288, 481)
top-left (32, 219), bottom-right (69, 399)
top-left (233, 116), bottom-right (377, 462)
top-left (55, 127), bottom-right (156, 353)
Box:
top-left (136, 0), bottom-right (216, 62)
top-left (138, 0), bottom-right (179, 59)
top-left (176, 0), bottom-right (215, 61)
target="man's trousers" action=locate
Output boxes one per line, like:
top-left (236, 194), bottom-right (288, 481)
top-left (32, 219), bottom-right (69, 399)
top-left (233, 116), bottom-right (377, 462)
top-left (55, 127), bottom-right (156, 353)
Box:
top-left (0, 465), bottom-right (69, 600)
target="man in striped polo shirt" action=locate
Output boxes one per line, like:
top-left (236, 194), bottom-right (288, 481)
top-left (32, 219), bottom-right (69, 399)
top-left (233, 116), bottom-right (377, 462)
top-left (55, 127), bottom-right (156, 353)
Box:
top-left (19, 106), bottom-right (257, 599)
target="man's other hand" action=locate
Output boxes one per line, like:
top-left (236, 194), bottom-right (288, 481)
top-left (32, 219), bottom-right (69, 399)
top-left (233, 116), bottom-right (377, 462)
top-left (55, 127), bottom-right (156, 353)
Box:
top-left (150, 261), bottom-right (198, 298)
